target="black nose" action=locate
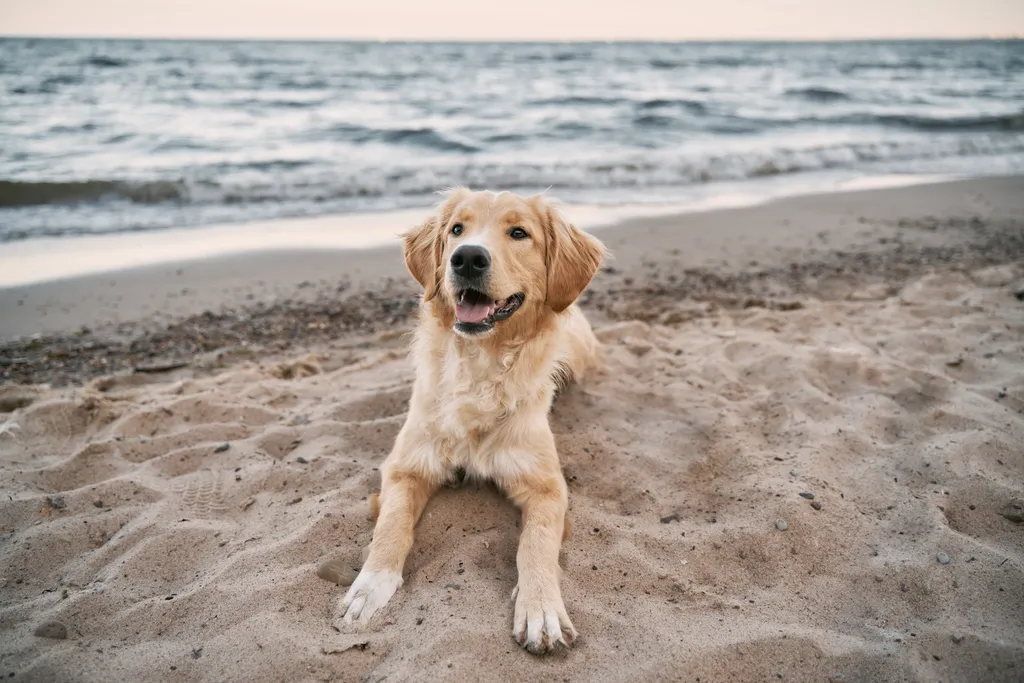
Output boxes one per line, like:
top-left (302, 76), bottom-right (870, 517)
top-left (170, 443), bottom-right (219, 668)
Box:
top-left (450, 245), bottom-right (490, 278)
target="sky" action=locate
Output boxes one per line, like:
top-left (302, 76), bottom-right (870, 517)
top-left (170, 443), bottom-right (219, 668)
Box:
top-left (2, 0), bottom-right (1022, 40)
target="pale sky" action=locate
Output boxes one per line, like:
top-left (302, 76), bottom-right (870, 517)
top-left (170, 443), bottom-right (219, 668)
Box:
top-left (2, 0), bottom-right (1022, 40)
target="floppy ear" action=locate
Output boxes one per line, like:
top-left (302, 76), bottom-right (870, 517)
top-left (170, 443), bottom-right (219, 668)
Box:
top-left (403, 188), bottom-right (470, 301)
top-left (542, 204), bottom-right (605, 313)
top-left (403, 215), bottom-right (443, 301)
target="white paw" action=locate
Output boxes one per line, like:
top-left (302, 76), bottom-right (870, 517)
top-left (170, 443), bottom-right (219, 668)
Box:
top-left (511, 583), bottom-right (577, 655)
top-left (335, 569), bottom-right (402, 628)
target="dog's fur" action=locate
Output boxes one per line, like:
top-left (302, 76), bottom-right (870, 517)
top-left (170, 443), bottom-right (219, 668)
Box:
top-left (336, 188), bottom-right (605, 654)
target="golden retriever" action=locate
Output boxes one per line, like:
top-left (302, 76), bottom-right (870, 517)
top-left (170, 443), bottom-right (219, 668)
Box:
top-left (335, 188), bottom-right (605, 654)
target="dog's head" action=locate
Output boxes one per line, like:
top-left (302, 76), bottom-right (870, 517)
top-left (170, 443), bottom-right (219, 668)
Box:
top-left (403, 188), bottom-right (605, 338)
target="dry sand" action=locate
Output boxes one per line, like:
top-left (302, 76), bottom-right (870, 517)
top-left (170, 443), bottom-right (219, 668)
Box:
top-left (1, 178), bottom-right (1023, 682)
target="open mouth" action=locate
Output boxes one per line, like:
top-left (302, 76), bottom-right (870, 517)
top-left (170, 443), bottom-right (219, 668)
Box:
top-left (454, 288), bottom-right (525, 333)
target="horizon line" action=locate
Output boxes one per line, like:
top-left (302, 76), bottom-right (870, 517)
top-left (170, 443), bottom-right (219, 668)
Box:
top-left (1, 33), bottom-right (1022, 43)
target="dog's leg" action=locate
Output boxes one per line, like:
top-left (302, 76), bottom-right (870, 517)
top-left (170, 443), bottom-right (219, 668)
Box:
top-left (337, 466), bottom-right (438, 627)
top-left (503, 468), bottom-right (577, 654)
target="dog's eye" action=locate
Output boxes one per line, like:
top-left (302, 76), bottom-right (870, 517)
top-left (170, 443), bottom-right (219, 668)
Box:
top-left (509, 227), bottom-right (529, 240)
top-left (451, 223), bottom-right (464, 236)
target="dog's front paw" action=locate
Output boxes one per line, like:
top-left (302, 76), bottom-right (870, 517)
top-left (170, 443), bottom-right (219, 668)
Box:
top-left (511, 582), bottom-right (577, 654)
top-left (335, 569), bottom-right (403, 628)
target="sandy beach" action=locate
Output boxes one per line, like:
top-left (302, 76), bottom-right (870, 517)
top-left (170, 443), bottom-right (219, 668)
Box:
top-left (1, 177), bottom-right (1023, 682)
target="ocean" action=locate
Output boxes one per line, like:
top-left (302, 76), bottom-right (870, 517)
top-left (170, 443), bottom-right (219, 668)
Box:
top-left (1, 38), bottom-right (1022, 242)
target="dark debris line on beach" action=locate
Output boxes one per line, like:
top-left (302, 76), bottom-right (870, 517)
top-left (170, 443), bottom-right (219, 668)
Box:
top-left (2, 215), bottom-right (1023, 387)
top-left (0, 284), bottom-right (421, 387)
top-left (581, 216), bottom-right (1024, 320)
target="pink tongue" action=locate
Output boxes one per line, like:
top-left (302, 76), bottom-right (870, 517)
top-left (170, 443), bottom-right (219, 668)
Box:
top-left (456, 301), bottom-right (494, 324)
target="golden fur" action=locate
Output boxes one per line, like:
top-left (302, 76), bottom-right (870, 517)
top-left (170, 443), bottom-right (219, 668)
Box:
top-left (335, 189), bottom-right (605, 654)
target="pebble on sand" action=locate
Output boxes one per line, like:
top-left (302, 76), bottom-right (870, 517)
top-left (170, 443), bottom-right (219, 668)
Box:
top-left (775, 519), bottom-right (789, 531)
top-left (34, 621), bottom-right (68, 639)
top-left (798, 492), bottom-right (815, 500)
top-left (811, 501), bottom-right (822, 511)
top-left (936, 552), bottom-right (951, 565)
top-left (317, 560), bottom-right (358, 587)
top-left (214, 443), bottom-right (230, 453)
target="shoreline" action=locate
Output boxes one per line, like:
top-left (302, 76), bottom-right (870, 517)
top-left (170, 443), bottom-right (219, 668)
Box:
top-left (2, 174), bottom-right (1022, 386)
top-left (0, 170), bottom-right (958, 290)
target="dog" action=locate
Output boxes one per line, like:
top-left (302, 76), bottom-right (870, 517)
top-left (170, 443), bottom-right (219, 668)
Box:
top-left (336, 188), bottom-right (605, 654)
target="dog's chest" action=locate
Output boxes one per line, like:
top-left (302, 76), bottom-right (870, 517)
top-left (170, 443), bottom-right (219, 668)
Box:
top-left (433, 351), bottom-right (516, 441)
top-left (413, 334), bottom-right (559, 480)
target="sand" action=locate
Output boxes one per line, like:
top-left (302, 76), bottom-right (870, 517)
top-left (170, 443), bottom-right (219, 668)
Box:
top-left (1, 178), bottom-right (1023, 682)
